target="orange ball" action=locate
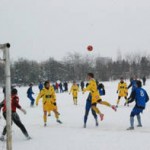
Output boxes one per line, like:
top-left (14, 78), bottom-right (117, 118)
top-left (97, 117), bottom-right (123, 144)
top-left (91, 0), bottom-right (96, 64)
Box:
top-left (87, 45), bottom-right (93, 51)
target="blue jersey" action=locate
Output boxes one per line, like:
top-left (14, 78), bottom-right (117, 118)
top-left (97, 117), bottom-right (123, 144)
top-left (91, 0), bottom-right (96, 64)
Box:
top-left (27, 87), bottom-right (34, 97)
top-left (135, 88), bottom-right (149, 108)
top-left (131, 80), bottom-right (137, 91)
top-left (128, 87), bottom-right (149, 109)
top-left (38, 83), bottom-right (43, 91)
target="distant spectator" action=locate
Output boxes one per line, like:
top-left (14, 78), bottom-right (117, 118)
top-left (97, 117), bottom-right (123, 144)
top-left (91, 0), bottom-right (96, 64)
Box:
top-left (38, 81), bottom-right (43, 91)
top-left (142, 76), bottom-right (146, 86)
top-left (27, 83), bottom-right (35, 107)
top-left (80, 81), bottom-right (85, 91)
top-left (59, 82), bottom-right (63, 93)
top-left (55, 82), bottom-right (59, 93)
top-left (64, 81), bottom-right (68, 92)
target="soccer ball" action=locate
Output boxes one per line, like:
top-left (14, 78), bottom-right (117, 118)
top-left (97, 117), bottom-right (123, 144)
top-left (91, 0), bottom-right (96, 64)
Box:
top-left (87, 45), bottom-right (93, 51)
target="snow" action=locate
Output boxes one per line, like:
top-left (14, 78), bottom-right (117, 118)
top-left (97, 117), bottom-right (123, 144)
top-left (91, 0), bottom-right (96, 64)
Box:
top-left (0, 80), bottom-right (150, 150)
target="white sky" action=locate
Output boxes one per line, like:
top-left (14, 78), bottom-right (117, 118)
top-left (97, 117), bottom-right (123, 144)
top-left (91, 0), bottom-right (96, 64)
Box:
top-left (0, 0), bottom-right (150, 61)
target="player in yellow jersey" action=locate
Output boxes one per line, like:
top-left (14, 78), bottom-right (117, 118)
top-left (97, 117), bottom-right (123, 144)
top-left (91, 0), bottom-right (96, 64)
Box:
top-left (83, 73), bottom-right (116, 121)
top-left (116, 77), bottom-right (128, 107)
top-left (36, 80), bottom-right (62, 126)
top-left (69, 81), bottom-right (79, 105)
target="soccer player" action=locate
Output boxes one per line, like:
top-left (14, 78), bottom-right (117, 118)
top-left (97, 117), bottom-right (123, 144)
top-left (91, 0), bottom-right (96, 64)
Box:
top-left (83, 73), bottom-right (116, 121)
top-left (0, 88), bottom-right (31, 141)
top-left (27, 83), bottom-right (35, 107)
top-left (69, 81), bottom-right (79, 105)
top-left (38, 81), bottom-right (43, 91)
top-left (126, 80), bottom-right (149, 130)
top-left (36, 80), bottom-right (62, 126)
top-left (80, 81), bottom-right (85, 91)
top-left (84, 82), bottom-right (106, 128)
top-left (116, 77), bottom-right (128, 107)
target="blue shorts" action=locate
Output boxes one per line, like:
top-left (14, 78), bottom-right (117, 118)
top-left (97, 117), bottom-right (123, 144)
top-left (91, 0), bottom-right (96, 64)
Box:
top-left (130, 107), bottom-right (143, 117)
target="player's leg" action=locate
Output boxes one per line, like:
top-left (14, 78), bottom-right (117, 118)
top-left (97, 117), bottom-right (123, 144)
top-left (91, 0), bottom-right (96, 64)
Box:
top-left (91, 103), bottom-right (104, 121)
top-left (48, 110), bottom-right (51, 116)
top-left (12, 112), bottom-right (30, 139)
top-left (124, 96), bottom-right (129, 106)
top-left (43, 111), bottom-right (47, 126)
top-left (127, 107), bottom-right (141, 130)
top-left (30, 96), bottom-right (35, 106)
top-left (116, 96), bottom-right (121, 107)
top-left (73, 96), bottom-right (77, 105)
top-left (74, 92), bottom-right (78, 105)
top-left (98, 99), bottom-right (117, 111)
top-left (0, 112), bottom-right (7, 141)
top-left (51, 103), bottom-right (62, 124)
top-left (137, 111), bottom-right (143, 127)
top-left (84, 100), bottom-right (91, 128)
top-left (91, 109), bottom-right (98, 126)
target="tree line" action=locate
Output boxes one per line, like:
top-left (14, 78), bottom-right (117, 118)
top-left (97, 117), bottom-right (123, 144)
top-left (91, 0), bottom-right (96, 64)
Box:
top-left (0, 52), bottom-right (149, 86)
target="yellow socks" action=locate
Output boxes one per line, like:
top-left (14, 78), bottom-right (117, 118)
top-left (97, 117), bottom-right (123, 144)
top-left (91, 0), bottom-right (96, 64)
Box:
top-left (100, 101), bottom-right (111, 107)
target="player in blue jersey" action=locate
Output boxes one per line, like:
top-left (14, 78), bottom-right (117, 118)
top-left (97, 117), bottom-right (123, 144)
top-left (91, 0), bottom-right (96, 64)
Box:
top-left (128, 76), bottom-right (138, 94)
top-left (126, 80), bottom-right (149, 130)
top-left (27, 83), bottom-right (35, 107)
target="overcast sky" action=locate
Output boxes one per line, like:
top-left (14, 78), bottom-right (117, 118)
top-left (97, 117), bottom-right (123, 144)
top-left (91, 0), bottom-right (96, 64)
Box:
top-left (0, 0), bottom-right (150, 61)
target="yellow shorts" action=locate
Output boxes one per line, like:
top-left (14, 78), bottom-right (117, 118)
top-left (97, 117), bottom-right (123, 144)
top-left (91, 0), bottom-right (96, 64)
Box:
top-left (119, 92), bottom-right (127, 97)
top-left (43, 102), bottom-right (57, 112)
top-left (91, 94), bottom-right (101, 104)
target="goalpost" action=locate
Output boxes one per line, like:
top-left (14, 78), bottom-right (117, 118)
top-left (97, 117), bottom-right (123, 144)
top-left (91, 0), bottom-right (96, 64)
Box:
top-left (0, 43), bottom-right (12, 150)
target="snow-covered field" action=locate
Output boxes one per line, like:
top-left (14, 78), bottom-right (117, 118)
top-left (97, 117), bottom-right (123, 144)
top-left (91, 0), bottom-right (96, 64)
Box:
top-left (0, 80), bottom-right (150, 150)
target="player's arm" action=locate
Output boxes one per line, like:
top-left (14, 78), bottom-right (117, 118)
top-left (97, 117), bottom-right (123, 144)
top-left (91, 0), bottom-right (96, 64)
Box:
top-left (127, 90), bottom-right (136, 104)
top-left (52, 87), bottom-right (56, 100)
top-left (83, 83), bottom-right (91, 93)
top-left (69, 86), bottom-right (73, 94)
top-left (14, 97), bottom-right (26, 114)
top-left (117, 83), bottom-right (119, 93)
top-left (36, 90), bottom-right (44, 105)
top-left (77, 86), bottom-right (80, 92)
top-left (145, 92), bottom-right (149, 103)
top-left (127, 83), bottom-right (132, 89)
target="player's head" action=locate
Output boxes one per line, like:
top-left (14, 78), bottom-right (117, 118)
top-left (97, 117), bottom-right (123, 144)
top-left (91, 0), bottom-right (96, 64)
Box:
top-left (44, 80), bottom-right (50, 88)
top-left (133, 75), bottom-right (137, 80)
top-left (29, 83), bottom-right (33, 86)
top-left (11, 88), bottom-right (17, 95)
top-left (136, 80), bottom-right (142, 88)
top-left (73, 81), bottom-right (76, 84)
top-left (87, 73), bottom-right (94, 80)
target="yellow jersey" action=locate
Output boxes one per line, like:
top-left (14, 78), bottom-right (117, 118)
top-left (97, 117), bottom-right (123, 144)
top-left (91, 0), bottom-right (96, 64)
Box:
top-left (83, 79), bottom-right (101, 103)
top-left (117, 82), bottom-right (128, 97)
